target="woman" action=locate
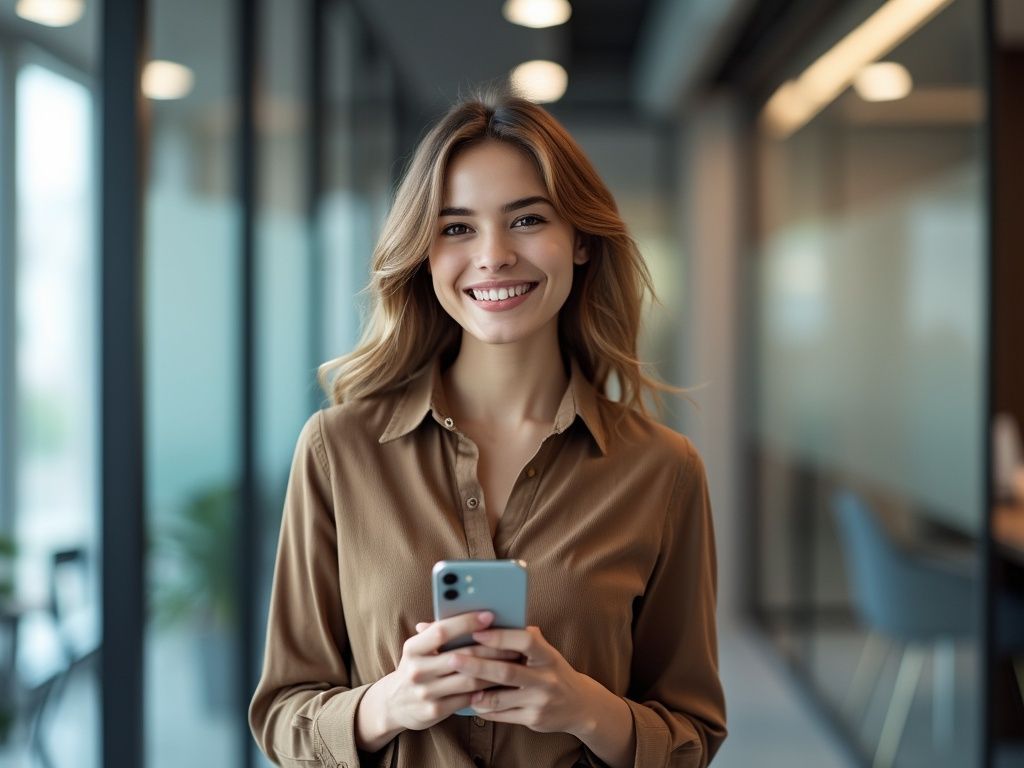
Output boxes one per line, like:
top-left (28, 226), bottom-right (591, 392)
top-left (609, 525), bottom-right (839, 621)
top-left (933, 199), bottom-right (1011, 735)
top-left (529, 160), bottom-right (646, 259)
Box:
top-left (249, 92), bottom-right (726, 768)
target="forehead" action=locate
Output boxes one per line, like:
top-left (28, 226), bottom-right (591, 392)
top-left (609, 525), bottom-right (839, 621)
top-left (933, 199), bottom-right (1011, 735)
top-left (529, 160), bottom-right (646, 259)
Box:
top-left (442, 140), bottom-right (546, 204)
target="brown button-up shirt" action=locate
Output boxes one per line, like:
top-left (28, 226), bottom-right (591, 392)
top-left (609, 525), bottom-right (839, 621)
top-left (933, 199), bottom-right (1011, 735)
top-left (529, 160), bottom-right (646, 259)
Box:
top-left (249, 357), bottom-right (727, 768)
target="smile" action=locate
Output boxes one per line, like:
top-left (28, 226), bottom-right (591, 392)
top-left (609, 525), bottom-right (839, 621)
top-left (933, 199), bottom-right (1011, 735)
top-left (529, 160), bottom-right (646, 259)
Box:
top-left (464, 282), bottom-right (538, 302)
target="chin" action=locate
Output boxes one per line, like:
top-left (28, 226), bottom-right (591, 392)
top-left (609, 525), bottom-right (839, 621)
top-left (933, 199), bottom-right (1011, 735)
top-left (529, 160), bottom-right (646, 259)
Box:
top-left (466, 327), bottom-right (530, 346)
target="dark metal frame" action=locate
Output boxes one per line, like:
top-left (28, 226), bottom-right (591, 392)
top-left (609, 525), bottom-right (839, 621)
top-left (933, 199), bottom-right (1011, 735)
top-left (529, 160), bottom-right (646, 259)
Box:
top-left (0, 43), bottom-right (16, 538)
top-left (309, 0), bottom-right (326, 413)
top-left (238, 0), bottom-right (258, 765)
top-left (980, 1), bottom-right (996, 765)
top-left (100, 0), bottom-right (147, 766)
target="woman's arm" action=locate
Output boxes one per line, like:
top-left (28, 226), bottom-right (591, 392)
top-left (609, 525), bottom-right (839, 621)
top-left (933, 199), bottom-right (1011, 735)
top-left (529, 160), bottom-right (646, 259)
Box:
top-left (249, 412), bottom-right (393, 768)
top-left (569, 680), bottom-right (636, 767)
top-left (611, 444), bottom-right (728, 768)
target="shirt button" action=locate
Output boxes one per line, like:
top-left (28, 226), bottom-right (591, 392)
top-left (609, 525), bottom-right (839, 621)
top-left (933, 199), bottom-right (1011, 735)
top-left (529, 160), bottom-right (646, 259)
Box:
top-left (443, 417), bottom-right (454, 429)
top-left (472, 715), bottom-right (486, 727)
top-left (525, 466), bottom-right (536, 478)
top-left (466, 497), bottom-right (479, 509)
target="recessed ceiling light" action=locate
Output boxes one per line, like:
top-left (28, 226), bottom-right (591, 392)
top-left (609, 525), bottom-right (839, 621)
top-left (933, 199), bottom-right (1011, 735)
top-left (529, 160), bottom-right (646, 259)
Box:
top-left (503, 0), bottom-right (572, 29)
top-left (15, 0), bottom-right (84, 27)
top-left (853, 61), bottom-right (913, 101)
top-left (510, 60), bottom-right (568, 103)
top-left (142, 61), bottom-right (195, 101)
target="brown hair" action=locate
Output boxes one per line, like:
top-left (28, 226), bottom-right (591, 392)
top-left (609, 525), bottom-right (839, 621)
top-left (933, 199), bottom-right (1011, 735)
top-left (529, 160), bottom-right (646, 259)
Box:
top-left (317, 89), bottom-right (681, 420)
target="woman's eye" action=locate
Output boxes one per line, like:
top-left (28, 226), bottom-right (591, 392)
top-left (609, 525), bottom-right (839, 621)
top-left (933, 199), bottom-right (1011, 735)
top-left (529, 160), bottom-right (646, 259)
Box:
top-left (441, 223), bottom-right (470, 236)
top-left (512, 215), bottom-right (544, 228)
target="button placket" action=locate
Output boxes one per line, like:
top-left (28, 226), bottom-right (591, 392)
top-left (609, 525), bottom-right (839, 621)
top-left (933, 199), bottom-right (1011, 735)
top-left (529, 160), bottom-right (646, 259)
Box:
top-left (468, 714), bottom-right (493, 768)
top-left (452, 431), bottom-right (493, 559)
top-left (492, 435), bottom-right (556, 557)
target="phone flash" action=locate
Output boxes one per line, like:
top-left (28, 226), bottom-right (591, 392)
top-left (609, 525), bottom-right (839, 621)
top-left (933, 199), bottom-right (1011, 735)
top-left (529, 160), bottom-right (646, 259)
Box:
top-left (467, 586), bottom-right (475, 594)
top-left (465, 575), bottom-right (473, 583)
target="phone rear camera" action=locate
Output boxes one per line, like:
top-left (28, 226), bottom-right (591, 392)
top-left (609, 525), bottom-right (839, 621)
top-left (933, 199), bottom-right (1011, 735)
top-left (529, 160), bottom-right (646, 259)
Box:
top-left (443, 573), bottom-right (457, 585)
top-left (444, 589), bottom-right (458, 601)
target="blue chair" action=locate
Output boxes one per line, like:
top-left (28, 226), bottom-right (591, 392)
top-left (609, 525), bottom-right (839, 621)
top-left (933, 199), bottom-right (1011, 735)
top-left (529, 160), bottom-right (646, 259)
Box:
top-left (831, 491), bottom-right (977, 768)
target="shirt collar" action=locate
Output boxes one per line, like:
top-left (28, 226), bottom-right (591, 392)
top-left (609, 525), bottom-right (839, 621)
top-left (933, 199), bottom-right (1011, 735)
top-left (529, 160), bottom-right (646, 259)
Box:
top-left (378, 355), bottom-right (608, 455)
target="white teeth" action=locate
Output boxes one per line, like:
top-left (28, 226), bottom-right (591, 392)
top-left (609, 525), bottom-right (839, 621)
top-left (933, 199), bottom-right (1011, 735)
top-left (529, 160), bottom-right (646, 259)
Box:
top-left (469, 283), bottom-right (535, 302)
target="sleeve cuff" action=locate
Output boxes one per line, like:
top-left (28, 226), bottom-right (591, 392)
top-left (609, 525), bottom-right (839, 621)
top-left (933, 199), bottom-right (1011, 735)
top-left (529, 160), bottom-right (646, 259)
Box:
top-left (312, 683), bottom-right (395, 768)
top-left (622, 698), bottom-right (703, 768)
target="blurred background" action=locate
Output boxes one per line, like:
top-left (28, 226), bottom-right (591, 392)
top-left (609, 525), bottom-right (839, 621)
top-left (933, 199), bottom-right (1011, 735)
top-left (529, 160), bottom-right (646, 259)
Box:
top-left (0, 0), bottom-right (1023, 766)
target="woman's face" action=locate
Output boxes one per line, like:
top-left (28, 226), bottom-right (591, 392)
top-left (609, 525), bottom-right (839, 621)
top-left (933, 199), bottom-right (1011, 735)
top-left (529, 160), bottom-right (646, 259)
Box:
top-left (427, 139), bottom-right (588, 348)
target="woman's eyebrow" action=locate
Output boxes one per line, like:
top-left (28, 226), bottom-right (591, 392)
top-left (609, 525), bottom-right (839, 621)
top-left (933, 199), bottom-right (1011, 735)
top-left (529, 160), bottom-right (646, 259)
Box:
top-left (438, 195), bottom-right (552, 217)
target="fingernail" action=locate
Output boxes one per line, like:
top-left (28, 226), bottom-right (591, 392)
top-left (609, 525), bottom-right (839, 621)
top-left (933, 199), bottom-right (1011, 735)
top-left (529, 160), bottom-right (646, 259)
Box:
top-left (477, 611), bottom-right (493, 625)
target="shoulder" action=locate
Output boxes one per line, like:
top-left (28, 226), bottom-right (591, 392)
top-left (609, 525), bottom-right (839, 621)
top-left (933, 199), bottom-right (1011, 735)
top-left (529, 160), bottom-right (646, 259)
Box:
top-left (316, 388), bottom-right (402, 446)
top-left (599, 400), bottom-right (703, 474)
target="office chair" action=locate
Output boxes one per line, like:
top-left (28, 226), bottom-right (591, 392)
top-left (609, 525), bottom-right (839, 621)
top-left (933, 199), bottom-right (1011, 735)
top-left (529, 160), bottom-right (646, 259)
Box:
top-left (831, 491), bottom-right (977, 768)
top-left (26, 547), bottom-right (99, 768)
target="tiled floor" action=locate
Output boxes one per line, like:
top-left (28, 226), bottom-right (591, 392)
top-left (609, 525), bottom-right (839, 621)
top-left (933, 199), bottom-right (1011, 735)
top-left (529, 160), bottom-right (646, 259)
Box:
top-left (714, 621), bottom-right (858, 768)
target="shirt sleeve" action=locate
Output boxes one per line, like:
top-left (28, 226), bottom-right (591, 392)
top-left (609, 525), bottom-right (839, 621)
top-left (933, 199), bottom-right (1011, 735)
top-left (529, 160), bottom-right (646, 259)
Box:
top-left (612, 444), bottom-right (728, 768)
top-left (249, 411), bottom-right (393, 768)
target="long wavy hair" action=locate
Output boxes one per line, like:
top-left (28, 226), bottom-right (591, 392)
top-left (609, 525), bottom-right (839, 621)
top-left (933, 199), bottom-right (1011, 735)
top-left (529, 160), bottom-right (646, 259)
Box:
top-left (317, 89), bottom-right (680, 421)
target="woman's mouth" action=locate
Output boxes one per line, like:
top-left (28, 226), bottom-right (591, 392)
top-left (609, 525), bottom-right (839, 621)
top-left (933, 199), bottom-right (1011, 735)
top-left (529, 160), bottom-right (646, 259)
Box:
top-left (462, 281), bottom-right (540, 311)
top-left (464, 282), bottom-right (539, 302)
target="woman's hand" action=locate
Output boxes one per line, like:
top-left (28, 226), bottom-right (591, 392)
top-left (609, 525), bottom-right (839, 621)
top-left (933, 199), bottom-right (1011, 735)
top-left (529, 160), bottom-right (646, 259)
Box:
top-left (445, 625), bottom-right (610, 737)
top-left (371, 611), bottom-right (523, 734)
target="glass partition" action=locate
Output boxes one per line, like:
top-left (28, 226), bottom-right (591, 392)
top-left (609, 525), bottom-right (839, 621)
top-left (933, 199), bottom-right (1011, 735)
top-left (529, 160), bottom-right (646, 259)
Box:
top-left (750, 0), bottom-right (987, 765)
top-left (0, 6), bottom-right (101, 761)
top-left (143, 0), bottom-right (241, 764)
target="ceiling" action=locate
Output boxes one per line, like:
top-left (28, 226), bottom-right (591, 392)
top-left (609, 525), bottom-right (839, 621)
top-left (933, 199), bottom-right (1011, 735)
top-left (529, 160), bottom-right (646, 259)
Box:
top-left (350, 0), bottom-right (655, 114)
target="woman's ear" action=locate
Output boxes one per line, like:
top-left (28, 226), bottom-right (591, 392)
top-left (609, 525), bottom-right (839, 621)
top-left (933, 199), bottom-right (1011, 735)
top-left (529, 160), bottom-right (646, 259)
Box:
top-left (573, 234), bottom-right (589, 265)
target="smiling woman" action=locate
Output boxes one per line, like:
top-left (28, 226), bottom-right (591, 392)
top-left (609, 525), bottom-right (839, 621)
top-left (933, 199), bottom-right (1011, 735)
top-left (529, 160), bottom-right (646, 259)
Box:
top-left (249, 90), bottom-right (727, 768)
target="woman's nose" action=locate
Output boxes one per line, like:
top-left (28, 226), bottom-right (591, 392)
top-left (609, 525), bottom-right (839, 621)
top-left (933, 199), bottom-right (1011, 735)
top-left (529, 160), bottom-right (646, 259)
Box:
top-left (474, 228), bottom-right (517, 271)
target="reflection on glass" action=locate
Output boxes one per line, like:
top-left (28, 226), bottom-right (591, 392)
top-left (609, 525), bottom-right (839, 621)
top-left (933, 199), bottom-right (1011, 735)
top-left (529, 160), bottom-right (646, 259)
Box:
top-left (753, 0), bottom-right (986, 765)
top-left (10, 60), bottom-right (99, 766)
top-left (143, 0), bottom-right (240, 765)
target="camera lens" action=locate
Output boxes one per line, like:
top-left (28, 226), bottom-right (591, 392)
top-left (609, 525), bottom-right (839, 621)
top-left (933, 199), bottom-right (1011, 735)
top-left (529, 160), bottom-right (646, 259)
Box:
top-left (444, 589), bottom-right (458, 601)
top-left (443, 573), bottom-right (457, 585)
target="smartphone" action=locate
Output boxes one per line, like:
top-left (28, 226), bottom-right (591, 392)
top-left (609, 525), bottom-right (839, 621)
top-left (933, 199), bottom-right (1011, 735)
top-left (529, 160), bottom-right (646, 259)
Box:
top-left (431, 559), bottom-right (528, 650)
top-left (431, 559), bottom-right (528, 716)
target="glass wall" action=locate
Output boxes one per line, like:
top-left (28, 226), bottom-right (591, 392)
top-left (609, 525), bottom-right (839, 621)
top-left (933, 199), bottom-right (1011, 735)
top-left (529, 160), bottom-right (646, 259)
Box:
top-left (0, 4), bottom-right (101, 765)
top-left (142, 0), bottom-right (242, 763)
top-left (750, 0), bottom-right (987, 765)
top-left (319, 0), bottom-right (399, 363)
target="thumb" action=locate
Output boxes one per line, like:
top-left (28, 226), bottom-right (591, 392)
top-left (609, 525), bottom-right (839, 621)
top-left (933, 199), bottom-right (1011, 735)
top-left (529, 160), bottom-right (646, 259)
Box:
top-left (415, 622), bottom-right (429, 633)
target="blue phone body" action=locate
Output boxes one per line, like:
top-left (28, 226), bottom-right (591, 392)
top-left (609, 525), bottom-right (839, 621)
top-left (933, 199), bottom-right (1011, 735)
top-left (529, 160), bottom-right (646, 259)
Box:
top-left (431, 559), bottom-right (528, 716)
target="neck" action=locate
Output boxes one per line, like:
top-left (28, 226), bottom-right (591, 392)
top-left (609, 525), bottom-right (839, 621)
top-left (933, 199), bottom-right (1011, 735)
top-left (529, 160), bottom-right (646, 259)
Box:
top-left (442, 329), bottom-right (568, 428)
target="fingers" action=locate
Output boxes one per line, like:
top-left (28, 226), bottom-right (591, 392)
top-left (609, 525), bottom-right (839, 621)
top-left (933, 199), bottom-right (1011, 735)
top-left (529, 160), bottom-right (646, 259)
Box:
top-left (447, 653), bottom-right (528, 687)
top-left (470, 626), bottom-right (546, 658)
top-left (428, 672), bottom-right (491, 698)
top-left (471, 685), bottom-right (532, 713)
top-left (404, 611), bottom-right (494, 657)
top-left (458, 645), bottom-right (524, 662)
